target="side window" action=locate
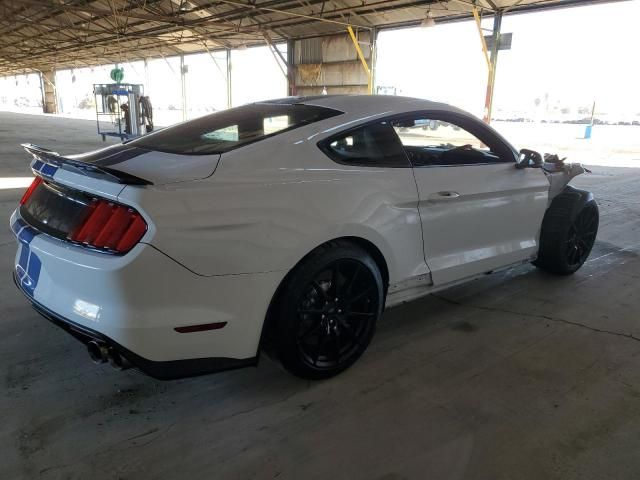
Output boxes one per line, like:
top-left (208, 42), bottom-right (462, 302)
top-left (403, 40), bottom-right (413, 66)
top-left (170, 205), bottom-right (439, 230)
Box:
top-left (263, 115), bottom-right (290, 135)
top-left (391, 116), bottom-right (508, 167)
top-left (202, 125), bottom-right (239, 142)
top-left (321, 122), bottom-right (409, 167)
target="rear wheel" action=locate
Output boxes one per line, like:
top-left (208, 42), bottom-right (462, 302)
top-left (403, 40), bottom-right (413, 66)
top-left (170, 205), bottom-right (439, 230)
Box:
top-left (534, 191), bottom-right (599, 275)
top-left (276, 241), bottom-right (383, 379)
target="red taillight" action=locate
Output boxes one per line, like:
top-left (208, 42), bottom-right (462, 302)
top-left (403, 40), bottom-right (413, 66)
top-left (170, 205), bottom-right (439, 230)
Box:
top-left (20, 176), bottom-right (43, 205)
top-left (68, 199), bottom-right (147, 253)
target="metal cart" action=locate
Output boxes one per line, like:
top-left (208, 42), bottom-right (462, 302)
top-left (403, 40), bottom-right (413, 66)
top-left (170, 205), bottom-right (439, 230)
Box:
top-left (94, 83), bottom-right (145, 141)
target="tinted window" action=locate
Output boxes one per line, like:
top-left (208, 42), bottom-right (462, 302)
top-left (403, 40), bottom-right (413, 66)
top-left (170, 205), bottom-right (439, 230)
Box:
top-left (130, 103), bottom-right (342, 155)
top-left (391, 116), bottom-right (510, 166)
top-left (320, 122), bottom-right (409, 167)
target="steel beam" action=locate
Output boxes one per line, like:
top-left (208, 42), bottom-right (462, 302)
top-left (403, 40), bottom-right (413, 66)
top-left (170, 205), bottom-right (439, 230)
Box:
top-left (482, 10), bottom-right (502, 124)
top-left (347, 25), bottom-right (372, 94)
top-left (226, 49), bottom-right (232, 108)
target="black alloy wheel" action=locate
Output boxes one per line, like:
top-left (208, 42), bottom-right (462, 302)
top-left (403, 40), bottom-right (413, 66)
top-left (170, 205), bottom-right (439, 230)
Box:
top-left (296, 259), bottom-right (378, 369)
top-left (564, 204), bottom-right (598, 268)
top-left (534, 189), bottom-right (599, 275)
top-left (276, 241), bottom-right (383, 379)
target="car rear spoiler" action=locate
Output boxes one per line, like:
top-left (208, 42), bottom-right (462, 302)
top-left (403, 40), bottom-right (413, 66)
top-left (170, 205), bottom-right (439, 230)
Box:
top-left (21, 143), bottom-right (153, 186)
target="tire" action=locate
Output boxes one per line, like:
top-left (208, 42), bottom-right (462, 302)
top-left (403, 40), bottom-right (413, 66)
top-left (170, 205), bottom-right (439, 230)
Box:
top-left (276, 240), bottom-right (384, 380)
top-left (534, 189), bottom-right (599, 275)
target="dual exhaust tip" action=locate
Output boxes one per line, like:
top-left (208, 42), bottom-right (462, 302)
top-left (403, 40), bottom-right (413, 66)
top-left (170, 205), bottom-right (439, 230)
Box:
top-left (87, 340), bottom-right (131, 370)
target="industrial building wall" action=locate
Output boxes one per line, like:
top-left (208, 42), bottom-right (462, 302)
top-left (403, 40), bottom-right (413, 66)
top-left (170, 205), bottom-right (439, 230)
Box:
top-left (293, 32), bottom-right (371, 96)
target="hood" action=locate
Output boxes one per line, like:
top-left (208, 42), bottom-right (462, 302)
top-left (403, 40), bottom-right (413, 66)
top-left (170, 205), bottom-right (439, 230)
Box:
top-left (68, 143), bottom-right (220, 185)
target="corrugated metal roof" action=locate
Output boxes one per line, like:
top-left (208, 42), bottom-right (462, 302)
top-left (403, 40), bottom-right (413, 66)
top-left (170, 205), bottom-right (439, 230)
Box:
top-left (0, 0), bottom-right (623, 75)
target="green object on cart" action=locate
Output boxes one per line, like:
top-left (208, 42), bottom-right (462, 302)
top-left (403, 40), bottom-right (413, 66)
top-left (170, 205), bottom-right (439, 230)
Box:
top-left (110, 67), bottom-right (124, 83)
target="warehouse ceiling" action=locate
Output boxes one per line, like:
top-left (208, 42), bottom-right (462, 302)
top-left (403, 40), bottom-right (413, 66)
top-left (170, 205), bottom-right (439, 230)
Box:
top-left (0, 0), bottom-right (619, 75)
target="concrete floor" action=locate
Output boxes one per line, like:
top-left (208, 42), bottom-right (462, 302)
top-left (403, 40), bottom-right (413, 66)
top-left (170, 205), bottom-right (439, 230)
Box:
top-left (1, 111), bottom-right (640, 480)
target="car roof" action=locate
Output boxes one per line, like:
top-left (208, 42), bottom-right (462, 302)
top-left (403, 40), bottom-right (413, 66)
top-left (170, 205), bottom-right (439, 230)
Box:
top-left (258, 94), bottom-right (468, 118)
top-left (255, 94), bottom-right (517, 160)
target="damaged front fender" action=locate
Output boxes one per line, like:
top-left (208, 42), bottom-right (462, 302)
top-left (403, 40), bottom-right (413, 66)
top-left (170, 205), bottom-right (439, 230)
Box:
top-left (544, 160), bottom-right (590, 201)
top-left (520, 150), bottom-right (591, 203)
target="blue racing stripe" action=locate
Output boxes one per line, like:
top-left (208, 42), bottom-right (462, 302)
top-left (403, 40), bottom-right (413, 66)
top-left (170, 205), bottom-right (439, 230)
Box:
top-left (30, 159), bottom-right (59, 179)
top-left (40, 163), bottom-right (58, 178)
top-left (11, 217), bottom-right (37, 245)
top-left (11, 214), bottom-right (42, 298)
top-left (23, 251), bottom-right (42, 296)
top-left (18, 243), bottom-right (29, 270)
top-left (32, 159), bottom-right (44, 172)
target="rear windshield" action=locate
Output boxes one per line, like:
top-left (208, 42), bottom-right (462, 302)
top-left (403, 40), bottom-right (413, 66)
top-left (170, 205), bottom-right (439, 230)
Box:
top-left (130, 103), bottom-right (342, 155)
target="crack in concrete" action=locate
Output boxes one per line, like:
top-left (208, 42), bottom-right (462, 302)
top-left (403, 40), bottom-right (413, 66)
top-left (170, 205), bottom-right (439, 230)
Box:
top-left (431, 293), bottom-right (640, 344)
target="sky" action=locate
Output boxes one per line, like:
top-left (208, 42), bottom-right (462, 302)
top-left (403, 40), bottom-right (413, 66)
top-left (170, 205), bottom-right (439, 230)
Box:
top-left (376, 1), bottom-right (640, 119)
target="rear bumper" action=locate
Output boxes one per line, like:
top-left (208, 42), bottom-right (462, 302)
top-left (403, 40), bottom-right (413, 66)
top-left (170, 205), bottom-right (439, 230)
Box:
top-left (10, 208), bottom-right (285, 378)
top-left (14, 271), bottom-right (257, 379)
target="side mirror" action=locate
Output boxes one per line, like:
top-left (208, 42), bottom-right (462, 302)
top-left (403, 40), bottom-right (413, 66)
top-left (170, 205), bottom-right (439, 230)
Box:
top-left (516, 149), bottom-right (543, 169)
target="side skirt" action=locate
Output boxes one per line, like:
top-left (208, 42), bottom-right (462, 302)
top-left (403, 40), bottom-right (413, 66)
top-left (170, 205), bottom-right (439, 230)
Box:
top-left (385, 257), bottom-right (533, 309)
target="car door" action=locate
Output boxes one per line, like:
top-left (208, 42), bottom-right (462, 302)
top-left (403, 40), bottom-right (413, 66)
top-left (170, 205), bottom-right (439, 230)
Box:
top-left (318, 120), bottom-right (430, 290)
top-left (391, 111), bottom-right (549, 286)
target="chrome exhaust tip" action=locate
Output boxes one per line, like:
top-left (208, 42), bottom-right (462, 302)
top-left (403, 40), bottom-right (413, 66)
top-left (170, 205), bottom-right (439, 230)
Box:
top-left (108, 348), bottom-right (132, 371)
top-left (87, 340), bottom-right (109, 364)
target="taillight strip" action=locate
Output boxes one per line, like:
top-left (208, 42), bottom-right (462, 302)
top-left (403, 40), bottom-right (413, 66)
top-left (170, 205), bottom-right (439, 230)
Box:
top-left (72, 202), bottom-right (112, 244)
top-left (117, 216), bottom-right (148, 252)
top-left (67, 199), bottom-right (148, 254)
top-left (20, 176), bottom-right (43, 205)
top-left (20, 176), bottom-right (148, 255)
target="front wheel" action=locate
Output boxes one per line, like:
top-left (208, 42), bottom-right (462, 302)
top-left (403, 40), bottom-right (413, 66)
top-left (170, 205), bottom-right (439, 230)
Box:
top-left (534, 189), bottom-right (599, 275)
top-left (276, 241), bottom-right (384, 380)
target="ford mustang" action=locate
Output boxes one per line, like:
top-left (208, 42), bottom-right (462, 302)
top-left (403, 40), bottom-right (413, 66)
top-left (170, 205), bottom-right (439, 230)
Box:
top-left (10, 95), bottom-right (598, 379)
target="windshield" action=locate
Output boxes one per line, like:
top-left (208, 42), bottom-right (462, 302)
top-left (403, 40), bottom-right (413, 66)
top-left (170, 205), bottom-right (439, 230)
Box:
top-left (130, 103), bottom-right (343, 155)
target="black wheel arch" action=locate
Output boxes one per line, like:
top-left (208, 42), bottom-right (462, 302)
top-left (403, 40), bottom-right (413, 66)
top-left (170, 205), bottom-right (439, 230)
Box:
top-left (258, 236), bottom-right (389, 353)
top-left (539, 186), bottom-right (597, 248)
top-left (549, 185), bottom-right (596, 221)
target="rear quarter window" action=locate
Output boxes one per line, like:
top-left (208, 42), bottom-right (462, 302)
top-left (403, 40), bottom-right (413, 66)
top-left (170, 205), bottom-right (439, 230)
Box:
top-left (319, 122), bottom-right (410, 167)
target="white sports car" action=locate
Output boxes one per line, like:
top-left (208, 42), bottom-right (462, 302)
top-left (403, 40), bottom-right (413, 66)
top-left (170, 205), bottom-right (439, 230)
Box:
top-left (11, 95), bottom-right (598, 379)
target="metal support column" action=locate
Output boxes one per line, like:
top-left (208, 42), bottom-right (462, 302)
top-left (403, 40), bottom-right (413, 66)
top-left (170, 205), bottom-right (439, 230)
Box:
top-left (370, 27), bottom-right (378, 95)
top-left (287, 38), bottom-right (296, 96)
top-left (226, 49), bottom-right (232, 108)
top-left (483, 11), bottom-right (502, 124)
top-left (180, 55), bottom-right (187, 121)
top-left (144, 59), bottom-right (150, 92)
top-left (39, 72), bottom-right (46, 113)
top-left (40, 69), bottom-right (57, 114)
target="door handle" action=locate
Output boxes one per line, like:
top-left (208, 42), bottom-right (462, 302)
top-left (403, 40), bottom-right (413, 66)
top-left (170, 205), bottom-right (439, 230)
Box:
top-left (427, 191), bottom-right (460, 202)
